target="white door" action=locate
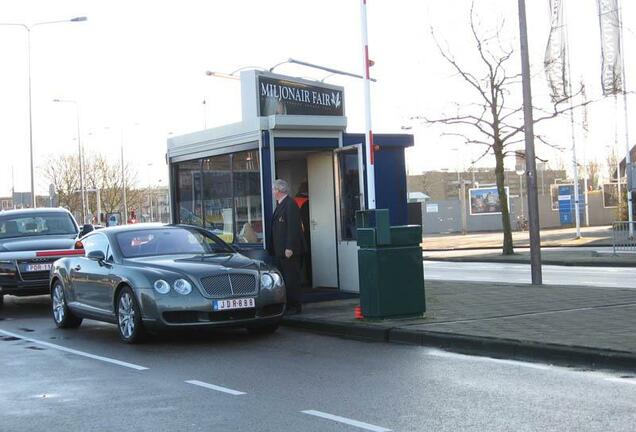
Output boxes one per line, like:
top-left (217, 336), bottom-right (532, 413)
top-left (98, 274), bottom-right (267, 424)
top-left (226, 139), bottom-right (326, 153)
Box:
top-left (334, 145), bottom-right (365, 293)
top-left (307, 152), bottom-right (338, 288)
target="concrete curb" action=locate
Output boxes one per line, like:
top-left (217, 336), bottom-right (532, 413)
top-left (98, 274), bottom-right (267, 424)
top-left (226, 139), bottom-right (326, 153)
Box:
top-left (422, 256), bottom-right (636, 267)
top-left (282, 317), bottom-right (636, 372)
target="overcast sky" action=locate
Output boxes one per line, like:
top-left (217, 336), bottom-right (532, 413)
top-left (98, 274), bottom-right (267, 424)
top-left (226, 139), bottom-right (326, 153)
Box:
top-left (1, 0), bottom-right (634, 196)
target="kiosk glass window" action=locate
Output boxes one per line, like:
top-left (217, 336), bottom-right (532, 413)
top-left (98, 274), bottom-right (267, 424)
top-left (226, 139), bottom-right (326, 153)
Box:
top-left (176, 160), bottom-right (203, 226)
top-left (202, 155), bottom-right (234, 243)
top-left (233, 150), bottom-right (263, 244)
top-left (338, 149), bottom-right (361, 241)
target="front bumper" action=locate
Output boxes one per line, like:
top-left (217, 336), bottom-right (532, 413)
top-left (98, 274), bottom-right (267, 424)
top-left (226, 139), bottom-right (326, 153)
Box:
top-left (0, 260), bottom-right (51, 296)
top-left (138, 284), bottom-right (286, 330)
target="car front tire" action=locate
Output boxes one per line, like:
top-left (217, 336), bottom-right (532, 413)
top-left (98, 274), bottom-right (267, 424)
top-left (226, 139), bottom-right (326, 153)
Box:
top-left (116, 286), bottom-right (145, 344)
top-left (51, 281), bottom-right (82, 329)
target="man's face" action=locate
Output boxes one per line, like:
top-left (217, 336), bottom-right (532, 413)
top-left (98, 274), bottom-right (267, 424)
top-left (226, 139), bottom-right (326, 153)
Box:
top-left (272, 187), bottom-right (281, 201)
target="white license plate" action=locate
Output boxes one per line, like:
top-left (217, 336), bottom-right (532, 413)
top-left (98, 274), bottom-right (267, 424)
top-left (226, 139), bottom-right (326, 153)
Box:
top-left (25, 263), bottom-right (52, 272)
top-left (213, 298), bottom-right (255, 311)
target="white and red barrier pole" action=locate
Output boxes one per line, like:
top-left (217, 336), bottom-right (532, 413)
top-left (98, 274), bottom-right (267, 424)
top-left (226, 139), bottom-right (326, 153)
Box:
top-left (360, 0), bottom-right (376, 210)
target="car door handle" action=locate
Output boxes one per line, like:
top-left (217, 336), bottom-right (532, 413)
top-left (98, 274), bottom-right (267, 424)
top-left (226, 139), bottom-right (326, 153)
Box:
top-left (74, 265), bottom-right (81, 271)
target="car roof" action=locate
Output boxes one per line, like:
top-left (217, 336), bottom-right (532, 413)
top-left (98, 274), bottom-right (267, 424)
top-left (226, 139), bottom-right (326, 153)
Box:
top-left (95, 223), bottom-right (179, 236)
top-left (0, 207), bottom-right (73, 217)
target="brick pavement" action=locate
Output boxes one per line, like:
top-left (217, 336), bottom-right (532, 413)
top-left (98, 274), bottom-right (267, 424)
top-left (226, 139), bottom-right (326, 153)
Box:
top-left (283, 280), bottom-right (636, 368)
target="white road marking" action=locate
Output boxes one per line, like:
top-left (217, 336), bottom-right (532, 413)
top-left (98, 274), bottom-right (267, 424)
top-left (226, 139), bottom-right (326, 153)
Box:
top-left (0, 329), bottom-right (148, 371)
top-left (603, 377), bottom-right (636, 386)
top-left (185, 380), bottom-right (246, 395)
top-left (424, 348), bottom-right (551, 370)
top-left (302, 410), bottom-right (392, 432)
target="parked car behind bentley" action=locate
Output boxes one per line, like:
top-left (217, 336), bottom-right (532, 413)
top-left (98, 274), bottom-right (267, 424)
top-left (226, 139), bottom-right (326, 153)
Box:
top-left (0, 208), bottom-right (86, 307)
top-left (50, 224), bottom-right (286, 343)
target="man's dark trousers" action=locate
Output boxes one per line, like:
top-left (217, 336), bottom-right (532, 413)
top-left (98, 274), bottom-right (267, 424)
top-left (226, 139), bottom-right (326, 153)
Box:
top-left (276, 255), bottom-right (302, 307)
top-left (268, 195), bottom-right (306, 309)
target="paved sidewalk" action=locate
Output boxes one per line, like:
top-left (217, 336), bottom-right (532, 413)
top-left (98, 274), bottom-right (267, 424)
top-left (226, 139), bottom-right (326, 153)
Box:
top-left (423, 225), bottom-right (613, 250)
top-left (283, 280), bottom-right (636, 371)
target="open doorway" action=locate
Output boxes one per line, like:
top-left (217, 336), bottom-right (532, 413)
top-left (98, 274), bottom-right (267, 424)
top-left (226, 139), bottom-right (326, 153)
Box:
top-left (275, 150), bottom-right (339, 297)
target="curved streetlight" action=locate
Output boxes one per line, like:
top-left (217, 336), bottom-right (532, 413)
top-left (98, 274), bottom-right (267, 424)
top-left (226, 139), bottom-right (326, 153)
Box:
top-left (0, 16), bottom-right (87, 208)
top-left (52, 98), bottom-right (87, 223)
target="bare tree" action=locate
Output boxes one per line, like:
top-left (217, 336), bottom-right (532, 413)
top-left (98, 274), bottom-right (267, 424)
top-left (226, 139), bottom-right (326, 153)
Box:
top-left (586, 160), bottom-right (601, 190)
top-left (414, 4), bottom-right (589, 255)
top-left (43, 152), bottom-right (142, 224)
top-left (42, 154), bottom-right (82, 218)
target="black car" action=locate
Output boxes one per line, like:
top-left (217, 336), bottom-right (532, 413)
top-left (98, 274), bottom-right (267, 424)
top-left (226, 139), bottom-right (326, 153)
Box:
top-left (0, 208), bottom-right (87, 307)
top-left (50, 224), bottom-right (286, 343)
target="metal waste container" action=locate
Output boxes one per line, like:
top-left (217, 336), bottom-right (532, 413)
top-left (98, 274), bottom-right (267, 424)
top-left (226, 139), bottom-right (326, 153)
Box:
top-left (356, 209), bottom-right (426, 319)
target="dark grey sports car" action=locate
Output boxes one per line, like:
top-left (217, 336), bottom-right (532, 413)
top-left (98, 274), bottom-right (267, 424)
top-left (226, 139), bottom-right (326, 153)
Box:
top-left (50, 224), bottom-right (286, 343)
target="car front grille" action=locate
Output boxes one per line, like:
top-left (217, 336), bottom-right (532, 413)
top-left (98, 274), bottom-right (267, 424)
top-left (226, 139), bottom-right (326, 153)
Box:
top-left (199, 273), bottom-right (258, 299)
top-left (17, 258), bottom-right (54, 282)
top-left (20, 271), bottom-right (50, 281)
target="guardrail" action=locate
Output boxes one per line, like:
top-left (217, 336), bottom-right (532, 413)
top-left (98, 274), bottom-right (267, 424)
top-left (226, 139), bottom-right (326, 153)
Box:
top-left (612, 221), bottom-right (636, 254)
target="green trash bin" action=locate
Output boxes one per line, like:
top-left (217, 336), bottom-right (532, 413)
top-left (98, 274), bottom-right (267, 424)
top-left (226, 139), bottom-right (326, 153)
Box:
top-left (356, 209), bottom-right (426, 319)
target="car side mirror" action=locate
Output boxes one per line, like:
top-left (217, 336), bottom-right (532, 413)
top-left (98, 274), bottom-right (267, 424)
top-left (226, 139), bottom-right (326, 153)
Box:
top-left (87, 250), bottom-right (105, 262)
top-left (79, 224), bottom-right (94, 237)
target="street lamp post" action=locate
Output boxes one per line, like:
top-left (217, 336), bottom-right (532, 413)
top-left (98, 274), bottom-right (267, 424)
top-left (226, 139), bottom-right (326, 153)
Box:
top-left (0, 17), bottom-right (87, 208)
top-left (53, 98), bottom-right (87, 223)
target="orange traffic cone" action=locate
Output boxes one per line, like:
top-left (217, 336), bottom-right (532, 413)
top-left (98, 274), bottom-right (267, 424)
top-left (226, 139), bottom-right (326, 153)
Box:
top-left (354, 306), bottom-right (364, 320)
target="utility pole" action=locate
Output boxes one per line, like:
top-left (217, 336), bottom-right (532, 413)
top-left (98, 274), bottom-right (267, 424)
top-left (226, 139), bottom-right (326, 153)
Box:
top-left (121, 130), bottom-right (128, 224)
top-left (517, 0), bottom-right (543, 285)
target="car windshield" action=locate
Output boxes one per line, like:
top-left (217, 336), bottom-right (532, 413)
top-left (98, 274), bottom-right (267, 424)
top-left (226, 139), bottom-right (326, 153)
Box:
top-left (115, 226), bottom-right (234, 258)
top-left (0, 212), bottom-right (77, 239)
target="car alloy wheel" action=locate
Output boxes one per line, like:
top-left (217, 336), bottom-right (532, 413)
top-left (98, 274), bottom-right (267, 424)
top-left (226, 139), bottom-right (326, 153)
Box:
top-left (51, 281), bottom-right (82, 329)
top-left (116, 287), bottom-right (144, 343)
top-left (52, 284), bottom-right (66, 324)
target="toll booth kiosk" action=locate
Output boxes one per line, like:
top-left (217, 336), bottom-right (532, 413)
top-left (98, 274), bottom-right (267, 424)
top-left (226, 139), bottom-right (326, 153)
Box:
top-left (167, 70), bottom-right (412, 295)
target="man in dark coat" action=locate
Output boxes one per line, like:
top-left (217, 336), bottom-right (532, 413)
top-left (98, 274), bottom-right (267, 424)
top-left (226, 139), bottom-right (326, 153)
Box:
top-left (268, 179), bottom-right (305, 314)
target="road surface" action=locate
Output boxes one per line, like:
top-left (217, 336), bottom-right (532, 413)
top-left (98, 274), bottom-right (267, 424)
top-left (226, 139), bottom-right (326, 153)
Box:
top-left (1, 296), bottom-right (635, 432)
top-left (424, 260), bottom-right (635, 288)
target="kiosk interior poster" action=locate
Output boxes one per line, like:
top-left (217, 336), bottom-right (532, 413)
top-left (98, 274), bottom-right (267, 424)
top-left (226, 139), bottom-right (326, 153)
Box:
top-left (469, 186), bottom-right (509, 215)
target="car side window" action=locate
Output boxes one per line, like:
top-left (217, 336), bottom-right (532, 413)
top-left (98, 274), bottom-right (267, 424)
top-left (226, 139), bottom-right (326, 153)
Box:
top-left (83, 233), bottom-right (110, 257)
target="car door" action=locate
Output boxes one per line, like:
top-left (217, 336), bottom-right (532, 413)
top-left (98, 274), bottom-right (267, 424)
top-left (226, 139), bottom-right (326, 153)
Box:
top-left (71, 233), bottom-right (114, 313)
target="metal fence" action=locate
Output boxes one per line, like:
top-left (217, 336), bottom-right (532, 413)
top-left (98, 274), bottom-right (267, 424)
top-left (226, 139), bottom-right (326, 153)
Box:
top-left (612, 221), bottom-right (636, 253)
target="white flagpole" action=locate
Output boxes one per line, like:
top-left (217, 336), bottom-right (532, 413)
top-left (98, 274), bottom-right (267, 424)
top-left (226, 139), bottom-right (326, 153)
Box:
top-left (618, 0), bottom-right (634, 237)
top-left (564, 0), bottom-right (582, 238)
top-left (360, 0), bottom-right (376, 210)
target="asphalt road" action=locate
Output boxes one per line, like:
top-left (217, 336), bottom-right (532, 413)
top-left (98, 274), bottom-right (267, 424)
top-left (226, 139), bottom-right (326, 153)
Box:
top-left (1, 296), bottom-right (636, 432)
top-left (424, 260), bottom-right (636, 288)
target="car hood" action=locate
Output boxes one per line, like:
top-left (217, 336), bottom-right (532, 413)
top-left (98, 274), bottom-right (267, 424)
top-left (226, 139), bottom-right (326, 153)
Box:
top-left (124, 253), bottom-right (264, 277)
top-left (0, 235), bottom-right (77, 252)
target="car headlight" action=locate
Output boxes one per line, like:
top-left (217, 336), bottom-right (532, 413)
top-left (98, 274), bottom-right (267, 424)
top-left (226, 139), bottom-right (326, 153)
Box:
top-left (270, 272), bottom-right (283, 287)
top-left (173, 278), bottom-right (192, 295)
top-left (153, 279), bottom-right (170, 294)
top-left (260, 273), bottom-right (274, 290)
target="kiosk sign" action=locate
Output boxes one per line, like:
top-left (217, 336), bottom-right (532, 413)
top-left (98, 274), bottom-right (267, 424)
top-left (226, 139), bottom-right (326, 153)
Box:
top-left (258, 75), bottom-right (344, 117)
